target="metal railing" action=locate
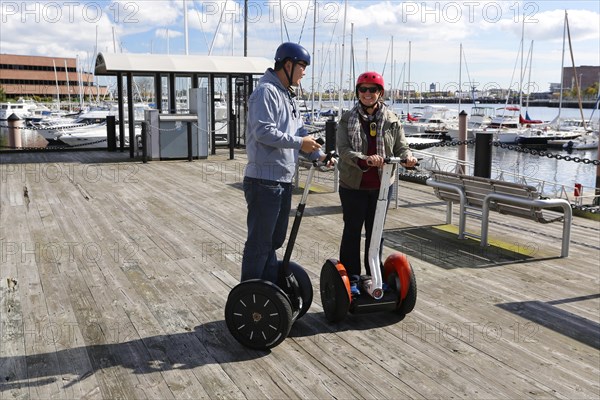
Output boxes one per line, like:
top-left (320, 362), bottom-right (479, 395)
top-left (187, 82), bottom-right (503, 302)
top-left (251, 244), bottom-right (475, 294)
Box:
top-left (407, 149), bottom-right (600, 206)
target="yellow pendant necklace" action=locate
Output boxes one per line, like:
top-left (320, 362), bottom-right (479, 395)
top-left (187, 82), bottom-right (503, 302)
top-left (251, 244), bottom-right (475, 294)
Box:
top-left (369, 122), bottom-right (377, 137)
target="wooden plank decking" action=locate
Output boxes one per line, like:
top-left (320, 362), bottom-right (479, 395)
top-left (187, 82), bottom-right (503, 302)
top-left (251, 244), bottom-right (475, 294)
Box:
top-left (1, 149), bottom-right (599, 399)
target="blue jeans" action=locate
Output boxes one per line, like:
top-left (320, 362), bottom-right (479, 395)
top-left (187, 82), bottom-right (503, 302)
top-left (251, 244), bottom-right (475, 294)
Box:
top-left (338, 185), bottom-right (392, 277)
top-left (241, 177), bottom-right (292, 283)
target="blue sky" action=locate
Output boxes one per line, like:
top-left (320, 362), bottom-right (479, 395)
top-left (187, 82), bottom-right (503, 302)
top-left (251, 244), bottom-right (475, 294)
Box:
top-left (1, 1), bottom-right (599, 94)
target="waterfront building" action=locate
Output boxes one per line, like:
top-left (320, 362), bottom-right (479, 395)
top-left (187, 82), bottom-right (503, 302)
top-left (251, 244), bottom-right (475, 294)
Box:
top-left (0, 53), bottom-right (108, 100)
top-left (562, 65), bottom-right (599, 92)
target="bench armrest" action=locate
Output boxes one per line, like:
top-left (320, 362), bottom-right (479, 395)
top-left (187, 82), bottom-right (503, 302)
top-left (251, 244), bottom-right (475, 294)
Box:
top-left (481, 194), bottom-right (573, 257)
top-left (426, 178), bottom-right (467, 239)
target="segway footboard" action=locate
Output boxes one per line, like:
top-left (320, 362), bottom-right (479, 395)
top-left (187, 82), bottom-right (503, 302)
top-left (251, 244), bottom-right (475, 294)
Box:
top-left (349, 292), bottom-right (399, 314)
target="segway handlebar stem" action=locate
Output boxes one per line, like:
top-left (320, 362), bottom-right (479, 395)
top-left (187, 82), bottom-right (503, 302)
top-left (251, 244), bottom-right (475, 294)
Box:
top-left (283, 150), bottom-right (339, 269)
top-left (364, 156), bottom-right (420, 299)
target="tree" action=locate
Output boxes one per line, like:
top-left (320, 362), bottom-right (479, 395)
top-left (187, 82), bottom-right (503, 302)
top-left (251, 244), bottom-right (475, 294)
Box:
top-left (0, 86), bottom-right (6, 102)
top-left (584, 82), bottom-right (598, 98)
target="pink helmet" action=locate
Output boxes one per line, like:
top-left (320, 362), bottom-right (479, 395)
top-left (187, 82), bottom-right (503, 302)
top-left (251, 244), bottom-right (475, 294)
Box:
top-left (356, 71), bottom-right (384, 90)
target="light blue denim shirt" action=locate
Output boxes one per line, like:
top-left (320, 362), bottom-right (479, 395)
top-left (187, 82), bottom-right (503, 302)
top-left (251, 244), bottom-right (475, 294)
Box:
top-left (244, 68), bottom-right (321, 182)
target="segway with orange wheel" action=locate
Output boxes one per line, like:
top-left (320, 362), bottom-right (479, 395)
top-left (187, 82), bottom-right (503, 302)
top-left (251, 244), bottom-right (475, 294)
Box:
top-left (320, 157), bottom-right (417, 322)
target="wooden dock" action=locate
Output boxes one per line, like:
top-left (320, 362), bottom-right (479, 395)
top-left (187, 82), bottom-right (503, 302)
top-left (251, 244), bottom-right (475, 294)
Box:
top-left (1, 149), bottom-right (599, 399)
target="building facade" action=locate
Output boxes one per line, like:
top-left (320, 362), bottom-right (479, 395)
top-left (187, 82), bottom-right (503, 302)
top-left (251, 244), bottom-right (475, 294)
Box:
top-left (562, 65), bottom-right (600, 91)
top-left (0, 53), bottom-right (107, 100)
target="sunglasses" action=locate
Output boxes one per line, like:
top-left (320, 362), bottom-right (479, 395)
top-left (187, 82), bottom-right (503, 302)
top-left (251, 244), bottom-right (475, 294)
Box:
top-left (358, 86), bottom-right (379, 93)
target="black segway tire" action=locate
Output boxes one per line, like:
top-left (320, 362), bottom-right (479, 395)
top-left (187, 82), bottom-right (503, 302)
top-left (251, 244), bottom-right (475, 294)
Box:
top-left (320, 260), bottom-right (350, 323)
top-left (398, 263), bottom-right (417, 315)
top-left (225, 280), bottom-right (293, 350)
top-left (386, 264), bottom-right (417, 319)
top-left (281, 261), bottom-right (313, 320)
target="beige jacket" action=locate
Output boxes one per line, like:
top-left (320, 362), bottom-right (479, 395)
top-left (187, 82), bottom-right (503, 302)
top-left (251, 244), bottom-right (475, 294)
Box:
top-left (336, 107), bottom-right (413, 189)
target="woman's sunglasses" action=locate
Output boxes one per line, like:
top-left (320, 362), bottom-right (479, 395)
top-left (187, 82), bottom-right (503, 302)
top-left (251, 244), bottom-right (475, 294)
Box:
top-left (358, 86), bottom-right (379, 93)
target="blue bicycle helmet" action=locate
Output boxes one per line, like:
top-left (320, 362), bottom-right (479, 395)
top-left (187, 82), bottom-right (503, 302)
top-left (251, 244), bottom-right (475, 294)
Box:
top-left (274, 42), bottom-right (311, 66)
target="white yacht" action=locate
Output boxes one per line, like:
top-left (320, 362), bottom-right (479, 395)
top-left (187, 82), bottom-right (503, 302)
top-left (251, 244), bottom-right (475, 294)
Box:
top-left (57, 121), bottom-right (141, 148)
top-left (402, 105), bottom-right (456, 140)
top-left (562, 131), bottom-right (599, 150)
top-left (472, 106), bottom-right (526, 144)
top-left (468, 106), bottom-right (496, 130)
top-left (0, 98), bottom-right (38, 120)
top-left (35, 103), bottom-right (150, 141)
top-left (446, 105), bottom-right (496, 139)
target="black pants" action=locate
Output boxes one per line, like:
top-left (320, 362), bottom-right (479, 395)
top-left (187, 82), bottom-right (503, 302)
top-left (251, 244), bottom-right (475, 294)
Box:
top-left (338, 185), bottom-right (392, 277)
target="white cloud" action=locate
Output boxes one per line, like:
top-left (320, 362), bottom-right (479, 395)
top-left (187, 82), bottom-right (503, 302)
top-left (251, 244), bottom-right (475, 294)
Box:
top-left (0, 0), bottom-right (597, 88)
top-left (155, 28), bottom-right (183, 39)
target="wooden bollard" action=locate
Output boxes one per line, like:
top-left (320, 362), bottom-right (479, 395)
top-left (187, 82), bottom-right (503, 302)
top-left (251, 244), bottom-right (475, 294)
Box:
top-left (7, 113), bottom-right (23, 149)
top-left (457, 110), bottom-right (467, 174)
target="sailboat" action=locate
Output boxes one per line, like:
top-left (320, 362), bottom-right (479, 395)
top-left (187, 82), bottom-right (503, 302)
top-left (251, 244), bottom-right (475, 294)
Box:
top-left (517, 11), bottom-right (588, 148)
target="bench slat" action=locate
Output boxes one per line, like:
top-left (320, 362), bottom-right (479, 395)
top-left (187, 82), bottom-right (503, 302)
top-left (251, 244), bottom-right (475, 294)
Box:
top-left (429, 170), bottom-right (555, 222)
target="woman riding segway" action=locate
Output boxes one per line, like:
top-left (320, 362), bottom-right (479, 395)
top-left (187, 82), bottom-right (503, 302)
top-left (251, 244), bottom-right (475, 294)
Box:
top-left (320, 71), bottom-right (418, 322)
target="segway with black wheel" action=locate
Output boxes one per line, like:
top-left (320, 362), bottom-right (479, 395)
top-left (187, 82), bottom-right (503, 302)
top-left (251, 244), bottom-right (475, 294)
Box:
top-left (226, 147), bottom-right (337, 350)
top-left (320, 157), bottom-right (417, 323)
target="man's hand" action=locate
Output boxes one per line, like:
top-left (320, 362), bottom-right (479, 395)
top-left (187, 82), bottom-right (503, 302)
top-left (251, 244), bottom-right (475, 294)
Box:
top-left (301, 135), bottom-right (322, 153)
top-left (319, 151), bottom-right (337, 167)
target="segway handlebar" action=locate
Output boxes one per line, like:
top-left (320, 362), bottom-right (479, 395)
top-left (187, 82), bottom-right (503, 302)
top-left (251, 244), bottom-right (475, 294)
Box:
top-left (383, 157), bottom-right (422, 171)
top-left (313, 150), bottom-right (338, 167)
top-left (383, 157), bottom-right (422, 166)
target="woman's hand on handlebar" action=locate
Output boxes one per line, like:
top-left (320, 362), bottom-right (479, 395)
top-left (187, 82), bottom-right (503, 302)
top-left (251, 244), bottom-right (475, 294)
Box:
top-left (401, 155), bottom-right (419, 168)
top-left (365, 154), bottom-right (385, 167)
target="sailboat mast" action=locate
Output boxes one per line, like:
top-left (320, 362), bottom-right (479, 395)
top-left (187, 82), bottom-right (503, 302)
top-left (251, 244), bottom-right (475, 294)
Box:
top-left (390, 36), bottom-right (393, 104)
top-left (365, 37), bottom-right (368, 70)
top-left (318, 43), bottom-right (324, 110)
top-left (458, 43), bottom-right (462, 113)
top-left (64, 60), bottom-right (72, 112)
top-left (518, 13), bottom-right (525, 114)
top-left (244, 0), bottom-right (247, 56)
top-left (349, 23), bottom-right (354, 95)
top-left (183, 0), bottom-right (189, 55)
top-left (337, 0), bottom-right (347, 119)
top-left (525, 40), bottom-right (534, 112)
top-left (77, 55), bottom-right (83, 109)
top-left (53, 60), bottom-right (60, 109)
top-left (407, 41), bottom-right (411, 115)
top-left (279, 0), bottom-right (284, 42)
top-left (557, 11), bottom-right (567, 124)
top-left (565, 12), bottom-right (587, 131)
top-left (310, 0), bottom-right (317, 124)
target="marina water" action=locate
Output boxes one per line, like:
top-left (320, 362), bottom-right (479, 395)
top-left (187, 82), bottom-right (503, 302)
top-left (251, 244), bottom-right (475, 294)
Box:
top-left (398, 104), bottom-right (598, 194)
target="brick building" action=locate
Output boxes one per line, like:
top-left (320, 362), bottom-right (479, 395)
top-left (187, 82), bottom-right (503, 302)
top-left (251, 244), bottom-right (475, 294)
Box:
top-left (562, 65), bottom-right (600, 91)
top-left (0, 53), bottom-right (108, 100)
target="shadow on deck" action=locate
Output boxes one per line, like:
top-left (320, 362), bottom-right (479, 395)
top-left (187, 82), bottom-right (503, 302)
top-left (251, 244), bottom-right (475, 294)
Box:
top-left (383, 225), bottom-right (554, 269)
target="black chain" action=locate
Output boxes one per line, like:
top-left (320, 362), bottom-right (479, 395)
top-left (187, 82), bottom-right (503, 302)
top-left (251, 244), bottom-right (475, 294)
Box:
top-left (493, 141), bottom-right (600, 164)
top-left (0, 121), bottom-right (100, 130)
top-left (306, 126), bottom-right (326, 135)
top-left (408, 139), bottom-right (475, 149)
top-left (0, 138), bottom-right (108, 150)
top-left (411, 138), bottom-right (599, 164)
top-left (571, 204), bottom-right (600, 214)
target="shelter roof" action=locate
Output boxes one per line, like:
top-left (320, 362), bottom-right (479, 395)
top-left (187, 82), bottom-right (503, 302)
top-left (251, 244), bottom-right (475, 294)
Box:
top-left (95, 52), bottom-right (272, 76)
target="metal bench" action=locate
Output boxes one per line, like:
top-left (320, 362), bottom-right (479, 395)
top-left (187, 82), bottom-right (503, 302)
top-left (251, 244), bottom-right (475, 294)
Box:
top-left (426, 170), bottom-right (573, 257)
